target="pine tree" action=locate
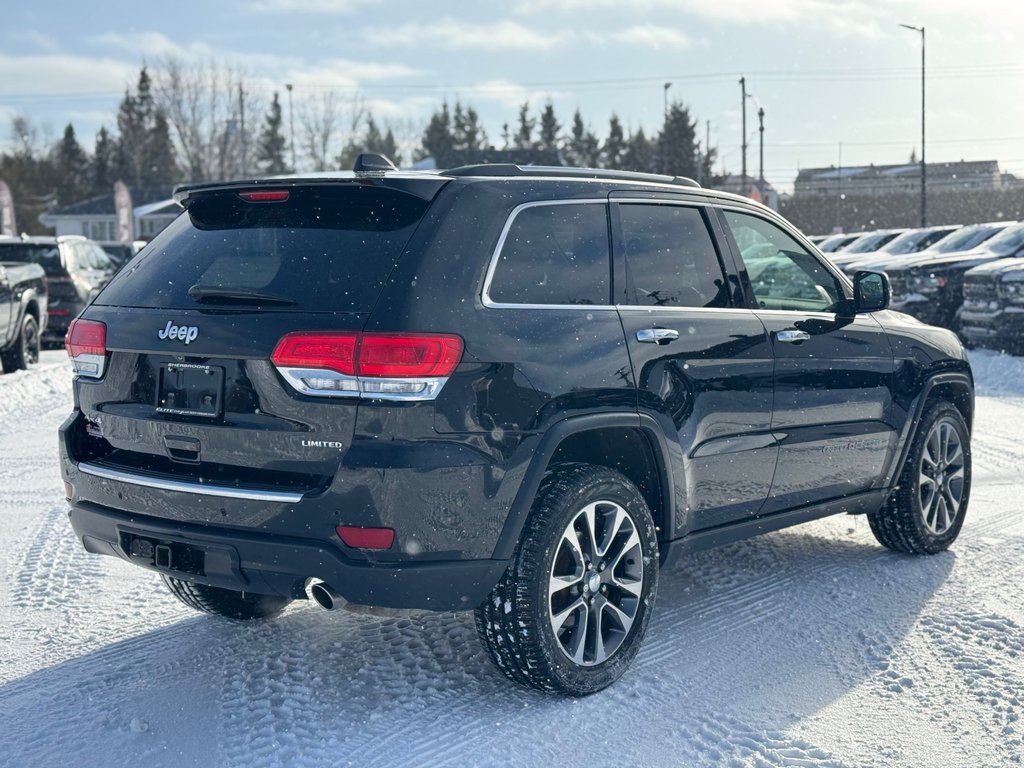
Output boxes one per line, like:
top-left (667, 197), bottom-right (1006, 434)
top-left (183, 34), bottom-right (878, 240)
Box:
top-left (657, 102), bottom-right (698, 177)
top-left (113, 67), bottom-right (178, 188)
top-left (256, 92), bottom-right (290, 175)
top-left (147, 109), bottom-right (178, 184)
top-left (513, 102), bottom-right (535, 150)
top-left (623, 128), bottom-right (655, 173)
top-left (419, 101), bottom-right (454, 166)
top-left (90, 127), bottom-right (116, 195)
top-left (602, 114), bottom-right (626, 170)
top-left (452, 102), bottom-right (486, 153)
top-left (51, 123), bottom-right (89, 206)
top-left (567, 109), bottom-right (599, 167)
top-left (538, 101), bottom-right (560, 150)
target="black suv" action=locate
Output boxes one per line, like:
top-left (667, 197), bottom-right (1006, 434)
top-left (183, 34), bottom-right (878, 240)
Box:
top-left (60, 160), bottom-right (974, 696)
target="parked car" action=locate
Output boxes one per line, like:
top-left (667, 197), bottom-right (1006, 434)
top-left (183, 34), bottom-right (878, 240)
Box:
top-left (916, 221), bottom-right (1013, 257)
top-left (60, 158), bottom-right (974, 696)
top-left (959, 256), bottom-right (1024, 354)
top-left (0, 235), bottom-right (115, 345)
top-left (826, 228), bottom-right (907, 268)
top-left (836, 224), bottom-right (961, 274)
top-left (0, 240), bottom-right (48, 372)
top-left (816, 231), bottom-right (868, 253)
top-left (97, 240), bottom-right (147, 271)
top-left (884, 222), bottom-right (1024, 331)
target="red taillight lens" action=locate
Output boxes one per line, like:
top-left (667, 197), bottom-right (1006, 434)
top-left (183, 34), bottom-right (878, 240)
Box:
top-left (65, 318), bottom-right (106, 358)
top-left (336, 525), bottom-right (395, 550)
top-left (239, 190), bottom-right (290, 203)
top-left (358, 334), bottom-right (464, 377)
top-left (272, 332), bottom-right (358, 375)
top-left (65, 318), bottom-right (107, 378)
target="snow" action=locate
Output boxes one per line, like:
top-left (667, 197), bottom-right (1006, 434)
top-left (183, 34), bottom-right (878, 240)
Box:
top-left (2, 350), bottom-right (1024, 767)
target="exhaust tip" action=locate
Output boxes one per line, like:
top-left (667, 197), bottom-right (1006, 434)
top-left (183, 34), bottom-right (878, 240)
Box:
top-left (307, 579), bottom-right (342, 611)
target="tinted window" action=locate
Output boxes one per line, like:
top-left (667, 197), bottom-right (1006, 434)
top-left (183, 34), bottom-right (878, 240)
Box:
top-left (95, 186), bottom-right (430, 311)
top-left (488, 203), bottom-right (609, 305)
top-left (620, 204), bottom-right (728, 308)
top-left (724, 210), bottom-right (843, 312)
top-left (0, 243), bottom-right (64, 276)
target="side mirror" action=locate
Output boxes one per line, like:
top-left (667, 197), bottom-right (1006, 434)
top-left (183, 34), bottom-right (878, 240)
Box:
top-left (853, 270), bottom-right (890, 313)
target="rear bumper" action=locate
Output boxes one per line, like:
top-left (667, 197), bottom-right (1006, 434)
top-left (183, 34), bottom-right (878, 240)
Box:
top-left (67, 501), bottom-right (508, 611)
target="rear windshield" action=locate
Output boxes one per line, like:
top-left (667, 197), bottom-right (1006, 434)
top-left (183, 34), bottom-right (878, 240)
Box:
top-left (95, 186), bottom-right (430, 312)
top-left (0, 243), bottom-right (63, 276)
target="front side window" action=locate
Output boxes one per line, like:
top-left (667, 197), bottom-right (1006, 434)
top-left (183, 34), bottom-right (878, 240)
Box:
top-left (488, 203), bottom-right (610, 305)
top-left (619, 203), bottom-right (729, 308)
top-left (724, 210), bottom-right (843, 312)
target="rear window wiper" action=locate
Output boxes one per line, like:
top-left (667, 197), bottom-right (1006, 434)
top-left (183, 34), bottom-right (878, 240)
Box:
top-left (187, 284), bottom-right (297, 306)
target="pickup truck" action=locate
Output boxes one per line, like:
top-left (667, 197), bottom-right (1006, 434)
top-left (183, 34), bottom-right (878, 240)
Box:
top-left (0, 257), bottom-right (47, 373)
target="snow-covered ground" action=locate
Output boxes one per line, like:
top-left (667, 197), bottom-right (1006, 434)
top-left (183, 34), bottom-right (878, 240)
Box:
top-left (1, 350), bottom-right (1022, 767)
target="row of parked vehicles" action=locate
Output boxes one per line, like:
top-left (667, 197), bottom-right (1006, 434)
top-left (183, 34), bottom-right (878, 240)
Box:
top-left (0, 235), bottom-right (143, 372)
top-left (810, 220), bottom-right (1024, 353)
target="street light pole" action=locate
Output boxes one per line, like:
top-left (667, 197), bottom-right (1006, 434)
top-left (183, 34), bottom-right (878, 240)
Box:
top-left (758, 107), bottom-right (765, 202)
top-left (739, 76), bottom-right (747, 186)
top-left (900, 24), bottom-right (926, 227)
top-left (285, 83), bottom-right (296, 172)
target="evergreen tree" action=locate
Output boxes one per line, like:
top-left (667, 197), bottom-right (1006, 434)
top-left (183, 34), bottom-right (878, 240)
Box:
top-left (90, 127), bottom-right (116, 195)
top-left (567, 109), bottom-right (599, 167)
top-left (113, 67), bottom-right (178, 188)
top-left (513, 102), bottom-right (535, 150)
top-left (602, 114), bottom-right (626, 170)
top-left (419, 101), bottom-right (454, 166)
top-left (147, 109), bottom-right (178, 184)
top-left (256, 92), bottom-right (290, 175)
top-left (538, 101), bottom-right (560, 150)
top-left (51, 123), bottom-right (89, 206)
top-left (657, 102), bottom-right (698, 178)
top-left (622, 128), bottom-right (655, 173)
top-left (452, 101), bottom-right (486, 153)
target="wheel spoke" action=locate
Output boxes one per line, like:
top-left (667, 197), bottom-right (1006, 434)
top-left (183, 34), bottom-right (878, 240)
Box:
top-left (551, 596), bottom-right (586, 635)
top-left (610, 572), bottom-right (644, 598)
top-left (571, 602), bottom-right (591, 664)
top-left (549, 572), bottom-right (582, 599)
top-left (592, 600), bottom-right (607, 664)
top-left (596, 506), bottom-right (628, 558)
top-left (609, 527), bottom-right (641, 572)
top-left (582, 504), bottom-right (599, 560)
top-left (604, 599), bottom-right (636, 636)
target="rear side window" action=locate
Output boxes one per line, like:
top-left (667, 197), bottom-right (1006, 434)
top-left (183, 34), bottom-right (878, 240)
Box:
top-left (95, 186), bottom-right (430, 312)
top-left (619, 204), bottom-right (729, 308)
top-left (487, 203), bottom-right (610, 306)
top-left (0, 243), bottom-right (63, 276)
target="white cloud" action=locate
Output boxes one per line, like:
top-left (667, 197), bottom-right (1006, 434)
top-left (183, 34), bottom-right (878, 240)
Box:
top-left (0, 53), bottom-right (136, 97)
top-left (365, 19), bottom-right (569, 50)
top-left (89, 31), bottom-right (213, 59)
top-left (11, 30), bottom-right (60, 53)
top-left (603, 26), bottom-right (696, 50)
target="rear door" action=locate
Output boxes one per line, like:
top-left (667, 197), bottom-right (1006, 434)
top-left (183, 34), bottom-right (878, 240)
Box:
top-left (612, 197), bottom-right (777, 534)
top-left (718, 208), bottom-right (896, 514)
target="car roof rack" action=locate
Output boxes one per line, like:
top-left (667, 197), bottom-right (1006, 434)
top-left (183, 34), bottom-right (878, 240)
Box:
top-left (443, 164), bottom-right (700, 188)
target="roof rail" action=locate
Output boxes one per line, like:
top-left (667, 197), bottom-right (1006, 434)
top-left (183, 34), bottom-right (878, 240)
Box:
top-left (444, 164), bottom-right (700, 188)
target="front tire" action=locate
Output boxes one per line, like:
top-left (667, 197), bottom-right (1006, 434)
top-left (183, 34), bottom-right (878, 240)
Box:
top-left (161, 575), bottom-right (292, 620)
top-left (1, 314), bottom-right (39, 373)
top-left (476, 463), bottom-right (659, 696)
top-left (868, 401), bottom-right (971, 554)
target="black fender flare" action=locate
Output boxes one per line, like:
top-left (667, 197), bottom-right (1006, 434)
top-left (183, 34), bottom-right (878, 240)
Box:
top-left (882, 370), bottom-right (974, 490)
top-left (490, 412), bottom-right (677, 560)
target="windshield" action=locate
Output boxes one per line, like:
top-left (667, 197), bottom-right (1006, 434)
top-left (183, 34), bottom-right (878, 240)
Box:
top-left (883, 228), bottom-right (954, 255)
top-left (818, 234), bottom-right (861, 253)
top-left (925, 225), bottom-right (1005, 254)
top-left (986, 224), bottom-right (1024, 256)
top-left (844, 232), bottom-right (901, 254)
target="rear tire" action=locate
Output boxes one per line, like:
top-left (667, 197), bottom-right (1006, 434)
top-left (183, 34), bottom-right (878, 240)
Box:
top-left (868, 401), bottom-right (971, 554)
top-left (161, 575), bottom-right (292, 620)
top-left (475, 463), bottom-right (659, 696)
top-left (1, 314), bottom-right (39, 373)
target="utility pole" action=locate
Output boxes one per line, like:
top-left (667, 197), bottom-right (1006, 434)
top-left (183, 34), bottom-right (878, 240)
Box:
top-left (835, 141), bottom-right (843, 232)
top-left (739, 77), bottom-right (748, 187)
top-left (286, 83), bottom-right (296, 172)
top-left (663, 82), bottom-right (672, 123)
top-left (706, 119), bottom-right (711, 182)
top-left (900, 24), bottom-right (926, 226)
top-left (238, 83), bottom-right (246, 177)
top-left (758, 107), bottom-right (765, 202)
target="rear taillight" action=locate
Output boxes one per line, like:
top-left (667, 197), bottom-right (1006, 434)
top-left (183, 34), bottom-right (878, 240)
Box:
top-left (272, 331), bottom-right (463, 401)
top-left (65, 318), bottom-right (107, 378)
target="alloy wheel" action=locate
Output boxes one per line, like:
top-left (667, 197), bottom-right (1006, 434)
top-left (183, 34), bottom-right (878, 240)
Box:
top-left (918, 418), bottom-right (966, 536)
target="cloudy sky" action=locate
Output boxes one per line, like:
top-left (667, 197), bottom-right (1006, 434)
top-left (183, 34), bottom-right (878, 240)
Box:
top-left (2, 0), bottom-right (1023, 190)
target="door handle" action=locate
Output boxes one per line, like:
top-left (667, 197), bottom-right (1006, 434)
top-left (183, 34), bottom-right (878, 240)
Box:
top-left (775, 329), bottom-right (811, 343)
top-left (636, 328), bottom-right (680, 344)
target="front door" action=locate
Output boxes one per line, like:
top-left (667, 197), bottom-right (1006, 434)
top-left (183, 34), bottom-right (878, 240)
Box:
top-left (719, 209), bottom-right (896, 514)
